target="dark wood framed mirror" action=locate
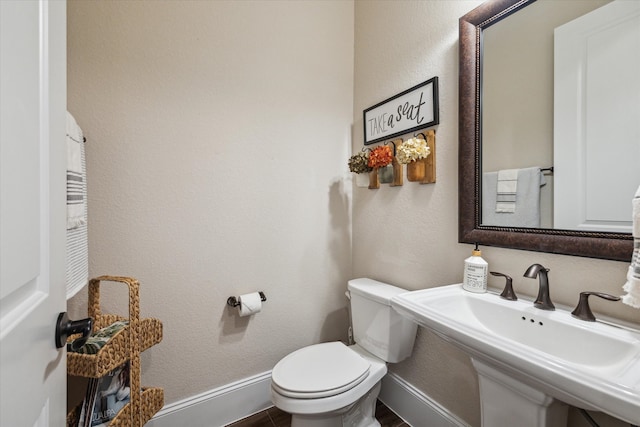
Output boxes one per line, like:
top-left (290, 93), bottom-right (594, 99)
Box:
top-left (458, 0), bottom-right (633, 262)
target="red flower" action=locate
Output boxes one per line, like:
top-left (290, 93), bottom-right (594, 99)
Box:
top-left (367, 145), bottom-right (393, 168)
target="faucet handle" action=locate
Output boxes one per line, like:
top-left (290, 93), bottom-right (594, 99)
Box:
top-left (490, 272), bottom-right (517, 301)
top-left (571, 291), bottom-right (621, 322)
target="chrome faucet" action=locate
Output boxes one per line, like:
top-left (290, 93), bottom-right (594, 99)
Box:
top-left (523, 264), bottom-right (555, 310)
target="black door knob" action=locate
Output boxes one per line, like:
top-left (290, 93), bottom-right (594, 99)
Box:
top-left (55, 312), bottom-right (93, 351)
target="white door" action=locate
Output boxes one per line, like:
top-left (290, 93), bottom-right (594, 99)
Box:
top-left (0, 1), bottom-right (67, 426)
top-left (554, 0), bottom-right (640, 232)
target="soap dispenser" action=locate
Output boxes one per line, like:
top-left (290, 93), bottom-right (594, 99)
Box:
top-left (463, 243), bottom-right (488, 293)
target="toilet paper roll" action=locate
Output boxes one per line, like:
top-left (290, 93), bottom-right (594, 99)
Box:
top-left (238, 292), bottom-right (262, 317)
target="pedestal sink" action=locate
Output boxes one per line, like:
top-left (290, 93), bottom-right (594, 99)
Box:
top-left (390, 284), bottom-right (640, 426)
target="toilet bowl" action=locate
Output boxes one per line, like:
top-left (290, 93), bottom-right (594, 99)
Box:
top-left (270, 278), bottom-right (418, 427)
top-left (271, 342), bottom-right (386, 426)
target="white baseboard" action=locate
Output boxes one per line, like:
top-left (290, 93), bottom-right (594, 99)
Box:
top-left (146, 370), bottom-right (469, 427)
top-left (379, 372), bottom-right (472, 427)
top-left (146, 371), bottom-right (273, 427)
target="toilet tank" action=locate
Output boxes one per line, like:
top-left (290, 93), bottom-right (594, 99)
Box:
top-left (347, 278), bottom-right (418, 363)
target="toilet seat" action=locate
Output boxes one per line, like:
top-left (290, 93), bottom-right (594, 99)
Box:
top-left (271, 342), bottom-right (370, 399)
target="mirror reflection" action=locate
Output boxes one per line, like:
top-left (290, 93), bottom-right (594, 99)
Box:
top-left (480, 0), bottom-right (640, 232)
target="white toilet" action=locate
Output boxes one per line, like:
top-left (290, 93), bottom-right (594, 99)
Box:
top-left (270, 278), bottom-right (418, 427)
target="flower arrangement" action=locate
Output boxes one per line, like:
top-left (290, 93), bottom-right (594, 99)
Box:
top-left (367, 145), bottom-right (394, 169)
top-left (348, 152), bottom-right (373, 174)
top-left (395, 137), bottom-right (430, 164)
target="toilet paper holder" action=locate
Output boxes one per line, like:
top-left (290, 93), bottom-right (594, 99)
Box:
top-left (227, 292), bottom-right (267, 308)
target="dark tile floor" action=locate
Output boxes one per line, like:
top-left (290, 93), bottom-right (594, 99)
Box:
top-left (227, 400), bottom-right (409, 427)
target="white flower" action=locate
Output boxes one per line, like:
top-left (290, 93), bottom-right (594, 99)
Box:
top-left (395, 137), bottom-right (430, 164)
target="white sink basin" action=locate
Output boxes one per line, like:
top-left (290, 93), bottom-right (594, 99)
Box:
top-left (391, 284), bottom-right (640, 425)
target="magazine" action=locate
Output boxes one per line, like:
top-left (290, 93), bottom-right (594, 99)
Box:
top-left (78, 378), bottom-right (98, 427)
top-left (78, 362), bottom-right (131, 427)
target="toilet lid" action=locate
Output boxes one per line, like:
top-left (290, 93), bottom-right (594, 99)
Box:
top-left (272, 342), bottom-right (370, 398)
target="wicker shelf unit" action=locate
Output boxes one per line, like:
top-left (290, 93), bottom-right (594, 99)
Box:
top-left (67, 276), bottom-right (164, 427)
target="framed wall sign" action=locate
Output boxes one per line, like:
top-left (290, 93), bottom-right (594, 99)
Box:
top-left (363, 77), bottom-right (439, 145)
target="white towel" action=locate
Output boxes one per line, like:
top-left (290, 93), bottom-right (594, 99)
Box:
top-left (622, 186), bottom-right (640, 308)
top-left (66, 112), bottom-right (86, 230)
top-left (483, 167), bottom-right (546, 228)
top-left (496, 169), bottom-right (519, 213)
top-left (65, 111), bottom-right (88, 299)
